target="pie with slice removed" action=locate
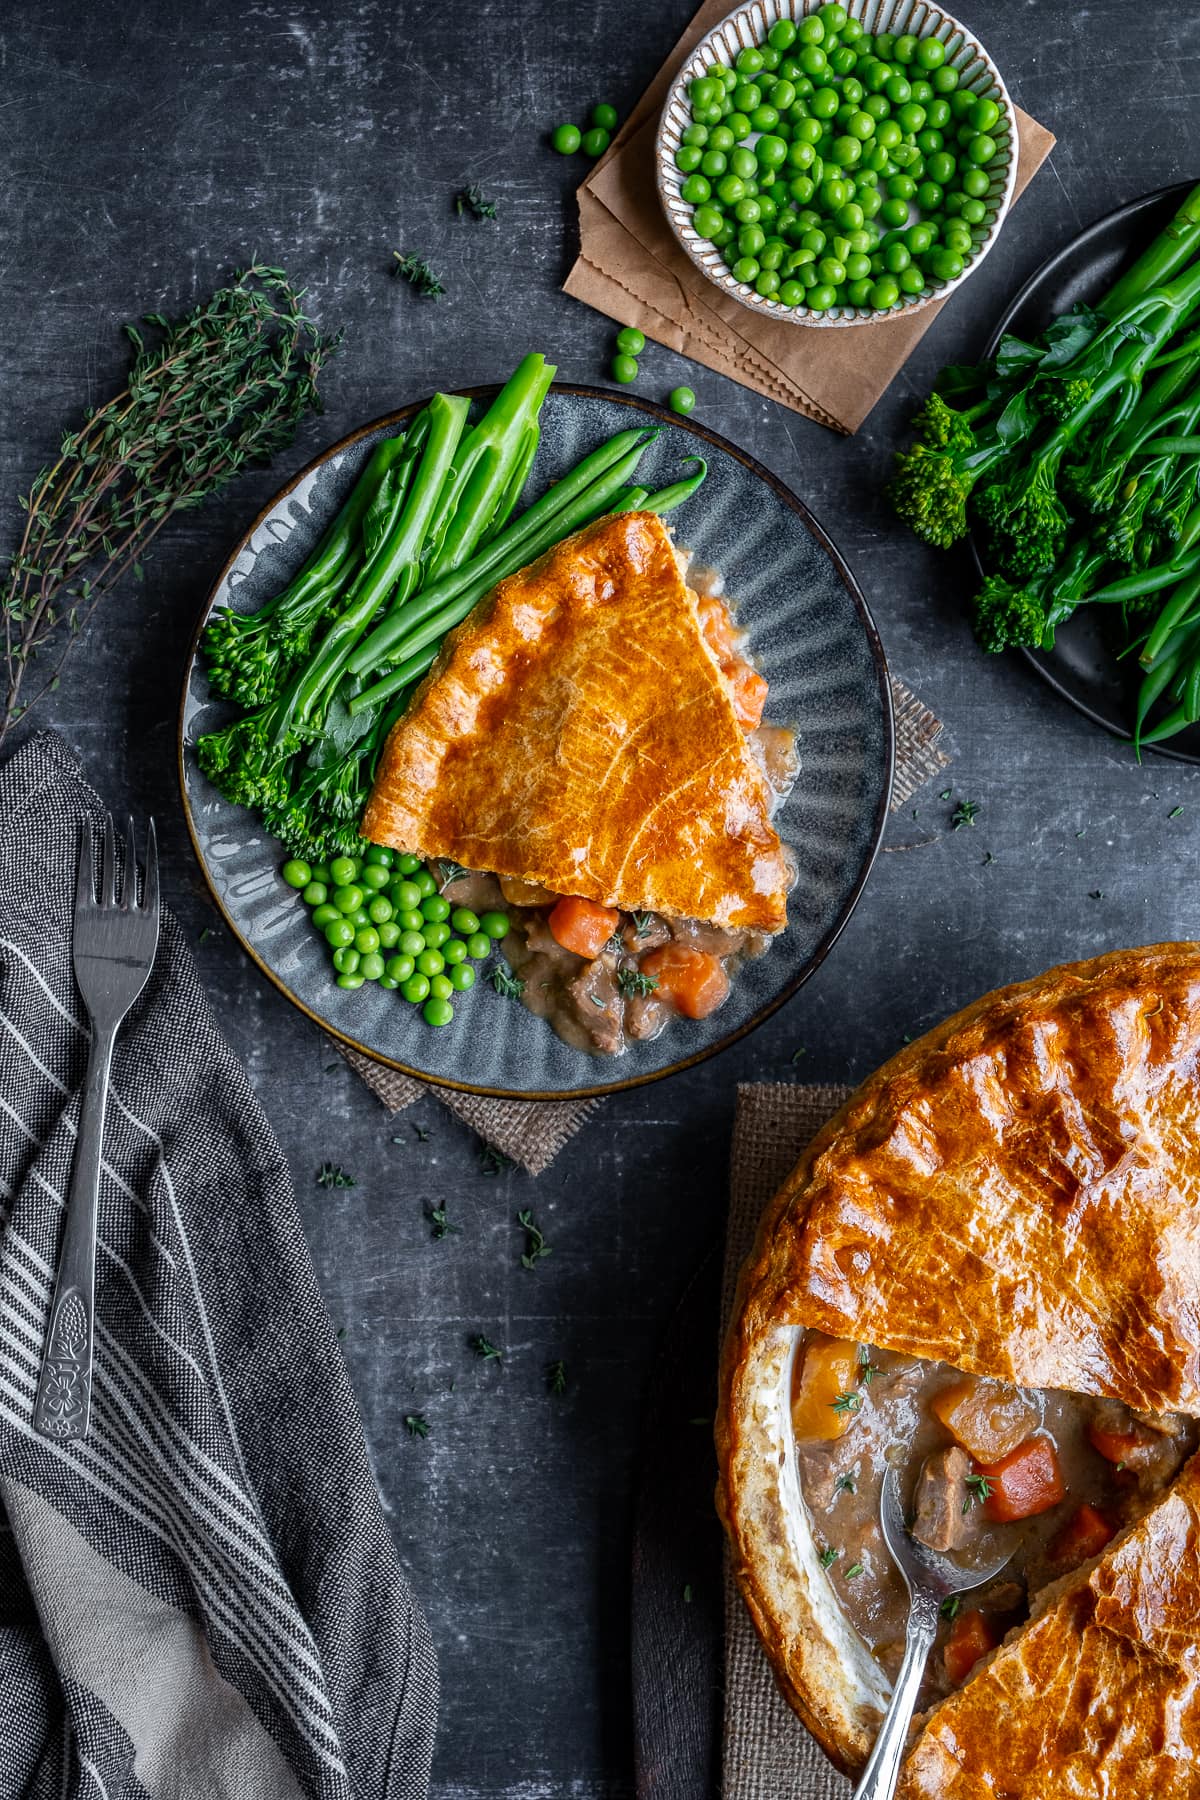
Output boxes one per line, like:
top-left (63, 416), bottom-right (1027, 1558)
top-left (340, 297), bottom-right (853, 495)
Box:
top-left (717, 944), bottom-right (1200, 1794)
top-left (362, 510), bottom-right (793, 934)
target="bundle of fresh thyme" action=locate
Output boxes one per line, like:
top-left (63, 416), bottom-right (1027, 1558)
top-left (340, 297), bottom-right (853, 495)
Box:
top-left (1, 263), bottom-right (339, 741)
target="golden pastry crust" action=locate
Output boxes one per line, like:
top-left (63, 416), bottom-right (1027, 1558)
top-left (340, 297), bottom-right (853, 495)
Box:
top-left (897, 1451), bottom-right (1200, 1799)
top-left (361, 511), bottom-right (792, 933)
top-left (717, 944), bottom-right (1200, 1782)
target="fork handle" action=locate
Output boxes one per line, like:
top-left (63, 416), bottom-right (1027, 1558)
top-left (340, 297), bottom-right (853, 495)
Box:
top-left (33, 1022), bottom-right (114, 1441)
top-left (851, 1588), bottom-right (939, 1800)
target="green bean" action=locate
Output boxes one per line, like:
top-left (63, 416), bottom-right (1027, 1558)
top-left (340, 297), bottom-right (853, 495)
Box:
top-left (635, 457), bottom-right (708, 513)
top-left (1139, 564), bottom-right (1200, 666)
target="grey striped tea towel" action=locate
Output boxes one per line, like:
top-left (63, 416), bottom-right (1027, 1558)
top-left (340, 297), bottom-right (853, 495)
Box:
top-left (0, 732), bottom-right (438, 1800)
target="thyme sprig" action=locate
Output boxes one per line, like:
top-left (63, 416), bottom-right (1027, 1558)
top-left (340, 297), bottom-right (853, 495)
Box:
top-left (316, 1162), bottom-right (356, 1189)
top-left (471, 1334), bottom-right (503, 1363)
top-left (455, 184), bottom-right (498, 221)
top-left (392, 251), bottom-right (445, 298)
top-left (546, 1359), bottom-right (567, 1395)
top-left (2, 264), bottom-right (337, 740)
top-left (617, 967), bottom-right (659, 997)
top-left (963, 1472), bottom-right (993, 1512)
top-left (489, 962), bottom-right (525, 999)
top-left (404, 1413), bottom-right (430, 1439)
top-left (517, 1208), bottom-right (551, 1269)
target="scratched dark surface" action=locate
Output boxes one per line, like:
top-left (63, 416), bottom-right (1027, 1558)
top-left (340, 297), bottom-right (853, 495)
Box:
top-left (2, 3), bottom-right (1198, 1794)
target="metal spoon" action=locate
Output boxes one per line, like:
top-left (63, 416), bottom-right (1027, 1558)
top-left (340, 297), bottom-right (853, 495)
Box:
top-left (852, 1459), bottom-right (1013, 1800)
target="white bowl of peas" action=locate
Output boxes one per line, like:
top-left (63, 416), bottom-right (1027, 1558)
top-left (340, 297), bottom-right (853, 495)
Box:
top-left (656, 0), bottom-right (1017, 326)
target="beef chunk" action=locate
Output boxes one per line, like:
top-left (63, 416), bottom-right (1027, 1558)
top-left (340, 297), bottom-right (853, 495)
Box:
top-left (911, 1446), bottom-right (974, 1554)
top-left (564, 955), bottom-right (624, 1055)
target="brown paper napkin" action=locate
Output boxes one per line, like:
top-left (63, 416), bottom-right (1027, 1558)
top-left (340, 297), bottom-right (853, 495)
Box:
top-left (721, 1080), bottom-right (856, 1798)
top-left (333, 677), bottom-right (946, 1173)
top-left (565, 0), bottom-right (1056, 432)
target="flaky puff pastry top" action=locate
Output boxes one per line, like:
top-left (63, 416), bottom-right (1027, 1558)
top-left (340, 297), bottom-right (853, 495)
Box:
top-left (361, 511), bottom-right (792, 933)
top-left (717, 945), bottom-right (1200, 1792)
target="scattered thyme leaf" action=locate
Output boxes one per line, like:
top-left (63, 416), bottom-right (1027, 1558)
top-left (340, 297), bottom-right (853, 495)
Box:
top-left (963, 1472), bottom-right (993, 1513)
top-left (1170, 805), bottom-right (1184, 819)
top-left (546, 1359), bottom-right (567, 1395)
top-left (951, 799), bottom-right (980, 830)
top-left (455, 183), bottom-right (498, 220)
top-left (489, 961), bottom-right (525, 999)
top-left (391, 251), bottom-right (445, 298)
top-left (1089, 889), bottom-right (1103, 900)
top-left (790, 1046), bottom-right (808, 1064)
top-left (819, 1546), bottom-right (839, 1569)
top-left (631, 911), bottom-right (655, 939)
top-left (518, 1207), bottom-right (551, 1269)
top-left (939, 788), bottom-right (952, 801)
top-left (427, 1204), bottom-right (461, 1240)
top-left (835, 1473), bottom-right (857, 1495)
top-left (940, 1594), bottom-right (961, 1621)
top-left (843, 1562), bottom-right (865, 1580)
top-left (831, 1391), bottom-right (863, 1416)
top-left (198, 926), bottom-right (215, 944)
top-left (404, 1413), bottom-right (430, 1439)
top-left (412, 1124), bottom-right (431, 1142)
top-left (682, 1583), bottom-right (693, 1604)
top-left (470, 1333), bottom-right (503, 1363)
top-left (982, 850), bottom-right (995, 865)
top-left (479, 1144), bottom-right (516, 1177)
top-left (316, 1162), bottom-right (356, 1189)
top-left (588, 993), bottom-right (606, 1009)
top-left (435, 858), bottom-right (469, 890)
top-left (617, 967), bottom-right (659, 997)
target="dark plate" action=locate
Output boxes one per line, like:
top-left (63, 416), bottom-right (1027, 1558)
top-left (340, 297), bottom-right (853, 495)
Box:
top-left (179, 385), bottom-right (894, 1100)
top-left (973, 181), bottom-right (1200, 762)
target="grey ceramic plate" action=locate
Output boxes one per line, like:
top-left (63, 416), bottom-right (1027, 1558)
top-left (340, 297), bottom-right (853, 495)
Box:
top-left (179, 387), bottom-right (894, 1099)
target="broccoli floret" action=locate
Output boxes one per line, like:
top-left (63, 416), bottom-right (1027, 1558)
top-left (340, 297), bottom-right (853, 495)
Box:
top-left (911, 393), bottom-right (980, 454)
top-left (974, 464), bottom-right (1070, 579)
top-left (1036, 376), bottom-right (1094, 422)
top-left (971, 576), bottom-right (1048, 653)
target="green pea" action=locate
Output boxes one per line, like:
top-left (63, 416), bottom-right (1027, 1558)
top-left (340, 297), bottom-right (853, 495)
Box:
top-left (846, 277), bottom-right (873, 306)
top-left (333, 947), bottom-right (360, 975)
top-left (806, 282), bottom-right (837, 310)
top-left (968, 95), bottom-right (1000, 133)
top-left (428, 973), bottom-right (455, 1002)
top-left (444, 907), bottom-right (477, 936)
top-left (709, 124), bottom-right (735, 153)
top-left (592, 102), bottom-right (619, 131)
top-left (465, 932), bottom-right (492, 959)
top-left (401, 973), bottom-right (430, 1004)
top-left (699, 149), bottom-right (727, 178)
top-left (422, 997), bottom-right (455, 1027)
top-left (329, 856), bottom-right (359, 886)
top-left (310, 863), bottom-right (332, 885)
top-left (869, 275), bottom-right (900, 308)
top-left (692, 204), bottom-right (724, 239)
top-left (302, 880), bottom-right (328, 907)
top-left (760, 241), bottom-right (785, 270)
top-left (894, 33), bottom-right (919, 63)
top-left (681, 123), bottom-right (708, 147)
top-left (962, 166), bottom-right (990, 198)
top-left (552, 123), bottom-right (581, 155)
top-left (916, 180), bottom-right (943, 210)
top-left (364, 845), bottom-right (393, 867)
top-left (282, 858), bottom-right (311, 889)
top-left (669, 385), bottom-right (697, 415)
top-left (961, 197), bottom-right (987, 225)
top-left (756, 133), bottom-right (789, 171)
top-left (377, 921), bottom-right (401, 949)
top-left (582, 126), bottom-right (610, 156)
top-left (880, 196), bottom-right (909, 228)
top-left (424, 921), bottom-right (451, 949)
top-left (417, 894), bottom-right (448, 924)
top-left (378, 976), bottom-right (400, 990)
top-left (449, 963), bottom-right (476, 992)
top-left (883, 241), bottom-right (911, 272)
top-left (394, 908), bottom-right (421, 933)
top-left (368, 895), bottom-right (393, 924)
top-left (832, 135), bottom-right (862, 167)
top-left (443, 937), bottom-right (469, 965)
top-left (769, 17), bottom-right (797, 48)
top-left (899, 265), bottom-right (926, 294)
top-left (396, 853), bottom-right (422, 875)
top-left (926, 151), bottom-right (956, 185)
top-left (910, 78), bottom-right (934, 105)
top-left (399, 929), bottom-right (426, 957)
top-left (928, 246), bottom-right (964, 280)
top-left (799, 14), bottom-right (825, 44)
top-left (905, 221), bottom-right (935, 253)
top-left (927, 98), bottom-right (952, 129)
top-left (361, 864), bottom-right (390, 891)
top-left (333, 884), bottom-right (364, 914)
top-left (676, 144), bottom-right (703, 174)
top-left (897, 101), bottom-right (926, 134)
top-left (732, 255), bottom-right (759, 284)
top-left (311, 903), bottom-right (339, 929)
top-left (350, 908), bottom-right (370, 928)
top-left (845, 251), bottom-right (872, 281)
top-left (932, 65), bottom-right (959, 93)
top-left (336, 973), bottom-right (365, 990)
top-left (353, 925), bottom-right (379, 954)
top-left (771, 79), bottom-right (796, 112)
top-left (778, 278), bottom-right (804, 306)
top-left (413, 868), bottom-right (437, 897)
top-left (738, 223), bottom-right (766, 258)
top-left (967, 133), bottom-right (997, 166)
top-left (416, 948), bottom-right (445, 977)
top-left (727, 111), bottom-right (752, 141)
top-left (611, 351), bottom-right (639, 386)
top-left (355, 952), bottom-right (382, 981)
top-left (385, 954), bottom-right (415, 983)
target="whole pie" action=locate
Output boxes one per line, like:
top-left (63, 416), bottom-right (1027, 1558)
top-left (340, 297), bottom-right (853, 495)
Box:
top-left (717, 944), bottom-right (1200, 1796)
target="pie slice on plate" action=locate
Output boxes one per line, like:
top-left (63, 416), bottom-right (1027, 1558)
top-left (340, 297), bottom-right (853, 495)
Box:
top-left (717, 944), bottom-right (1200, 1795)
top-left (362, 510), bottom-right (793, 935)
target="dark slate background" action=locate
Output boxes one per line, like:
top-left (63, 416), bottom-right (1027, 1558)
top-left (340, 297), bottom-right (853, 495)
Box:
top-left (2, 3), bottom-right (1197, 1794)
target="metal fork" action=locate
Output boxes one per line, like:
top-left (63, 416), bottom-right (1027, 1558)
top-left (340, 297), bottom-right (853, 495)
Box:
top-left (33, 817), bottom-right (159, 1441)
top-left (852, 1459), bottom-right (1013, 1800)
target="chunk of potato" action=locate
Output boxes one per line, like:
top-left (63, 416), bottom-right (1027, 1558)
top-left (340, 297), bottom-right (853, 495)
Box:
top-left (791, 1335), bottom-right (863, 1442)
top-left (931, 1376), bottom-right (1041, 1464)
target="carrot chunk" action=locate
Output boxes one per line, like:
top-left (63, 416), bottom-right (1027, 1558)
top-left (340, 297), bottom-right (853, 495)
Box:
top-left (697, 591), bottom-right (738, 660)
top-left (547, 895), bottom-right (620, 959)
top-left (943, 1609), bottom-right (997, 1687)
top-left (931, 1376), bottom-right (1041, 1464)
top-left (640, 944), bottom-right (730, 1020)
top-left (1049, 1502), bottom-right (1114, 1569)
top-left (726, 659), bottom-right (769, 729)
top-left (790, 1335), bottom-right (863, 1442)
top-left (1088, 1421), bottom-right (1146, 1466)
top-left (979, 1435), bottom-right (1065, 1522)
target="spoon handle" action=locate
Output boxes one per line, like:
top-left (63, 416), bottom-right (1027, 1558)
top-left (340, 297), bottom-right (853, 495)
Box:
top-left (851, 1588), bottom-right (940, 1800)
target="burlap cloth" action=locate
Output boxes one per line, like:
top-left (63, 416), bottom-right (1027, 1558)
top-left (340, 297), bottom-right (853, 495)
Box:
top-left (331, 680), bottom-right (946, 1173)
top-left (565, 0), bottom-right (1055, 433)
top-left (721, 1081), bottom-right (856, 1797)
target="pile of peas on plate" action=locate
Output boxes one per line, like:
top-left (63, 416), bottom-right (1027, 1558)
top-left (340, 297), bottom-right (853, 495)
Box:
top-left (674, 3), bottom-right (1005, 313)
top-left (281, 848), bottom-right (510, 1029)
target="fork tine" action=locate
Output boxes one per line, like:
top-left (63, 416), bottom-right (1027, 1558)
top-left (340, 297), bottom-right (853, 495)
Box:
top-left (101, 814), bottom-right (117, 907)
top-left (76, 821), bottom-right (96, 912)
top-left (122, 816), bottom-right (137, 909)
top-left (142, 817), bottom-right (159, 918)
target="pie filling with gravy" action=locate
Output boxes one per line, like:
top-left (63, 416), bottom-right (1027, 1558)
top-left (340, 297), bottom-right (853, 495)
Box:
top-left (363, 510), bottom-right (797, 1054)
top-left (717, 945), bottom-right (1200, 1798)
